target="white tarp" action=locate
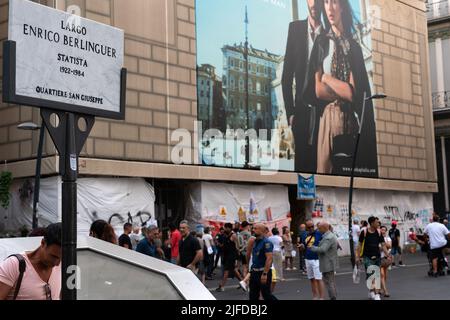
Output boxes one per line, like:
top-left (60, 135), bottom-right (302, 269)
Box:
top-left (185, 181), bottom-right (290, 228)
top-left (312, 187), bottom-right (433, 255)
top-left (0, 177), bottom-right (156, 236)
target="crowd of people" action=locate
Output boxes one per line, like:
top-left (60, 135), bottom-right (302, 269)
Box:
top-left (0, 212), bottom-right (448, 300)
top-left (61, 215), bottom-right (450, 301)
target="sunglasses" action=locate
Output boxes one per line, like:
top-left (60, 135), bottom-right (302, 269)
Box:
top-left (44, 283), bottom-right (52, 301)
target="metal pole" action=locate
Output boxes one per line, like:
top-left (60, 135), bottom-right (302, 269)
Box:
top-left (62, 113), bottom-right (78, 300)
top-left (292, 0), bottom-right (299, 21)
top-left (32, 124), bottom-right (45, 229)
top-left (349, 92), bottom-right (367, 267)
top-left (245, 6), bottom-right (250, 167)
top-left (441, 136), bottom-right (449, 212)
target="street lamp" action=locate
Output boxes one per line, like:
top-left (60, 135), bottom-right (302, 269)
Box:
top-left (17, 122), bottom-right (45, 230)
top-left (348, 92), bottom-right (386, 267)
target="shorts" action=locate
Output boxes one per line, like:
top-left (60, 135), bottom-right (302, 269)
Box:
top-left (391, 246), bottom-right (402, 255)
top-left (363, 256), bottom-right (381, 279)
top-left (223, 257), bottom-right (237, 273)
top-left (239, 253), bottom-right (248, 265)
top-left (430, 247), bottom-right (446, 260)
top-left (306, 259), bottom-right (322, 280)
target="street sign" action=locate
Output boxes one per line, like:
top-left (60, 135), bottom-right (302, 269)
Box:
top-left (3, 0), bottom-right (125, 119)
top-left (2, 0), bottom-right (127, 300)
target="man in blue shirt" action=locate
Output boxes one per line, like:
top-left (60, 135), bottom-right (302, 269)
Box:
top-left (246, 223), bottom-right (277, 300)
top-left (136, 225), bottom-right (158, 257)
top-left (299, 220), bottom-right (325, 300)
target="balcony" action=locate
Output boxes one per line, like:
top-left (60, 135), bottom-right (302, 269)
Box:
top-left (427, 1), bottom-right (450, 21)
top-left (433, 91), bottom-right (450, 113)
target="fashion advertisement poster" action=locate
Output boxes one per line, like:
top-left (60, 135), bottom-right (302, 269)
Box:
top-left (197, 0), bottom-right (378, 178)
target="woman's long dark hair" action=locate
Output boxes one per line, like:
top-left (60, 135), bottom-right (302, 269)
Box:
top-left (90, 219), bottom-right (118, 244)
top-left (323, 0), bottom-right (358, 38)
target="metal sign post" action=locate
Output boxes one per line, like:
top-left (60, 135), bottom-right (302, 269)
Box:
top-left (41, 110), bottom-right (95, 300)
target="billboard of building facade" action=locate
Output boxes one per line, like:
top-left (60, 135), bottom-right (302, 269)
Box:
top-left (197, 0), bottom-right (379, 177)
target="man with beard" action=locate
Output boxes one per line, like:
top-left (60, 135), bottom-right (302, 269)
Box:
top-left (282, 0), bottom-right (324, 173)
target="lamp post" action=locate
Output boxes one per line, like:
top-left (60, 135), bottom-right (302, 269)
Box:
top-left (348, 92), bottom-right (386, 267)
top-left (244, 5), bottom-right (250, 168)
top-left (17, 122), bottom-right (45, 230)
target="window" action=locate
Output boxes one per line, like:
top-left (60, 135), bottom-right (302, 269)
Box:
top-left (223, 76), bottom-right (227, 86)
top-left (201, 80), bottom-right (204, 85)
top-left (240, 61), bottom-right (243, 69)
top-left (256, 82), bottom-right (261, 94)
top-left (207, 81), bottom-right (210, 86)
top-left (230, 76), bottom-right (235, 90)
top-left (200, 91), bottom-right (204, 97)
top-left (257, 103), bottom-right (261, 111)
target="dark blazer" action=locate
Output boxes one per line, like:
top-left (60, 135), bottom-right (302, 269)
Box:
top-left (282, 20), bottom-right (320, 173)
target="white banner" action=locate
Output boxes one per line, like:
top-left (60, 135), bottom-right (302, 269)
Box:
top-left (312, 187), bottom-right (433, 255)
top-left (184, 182), bottom-right (290, 225)
top-left (0, 177), bottom-right (156, 237)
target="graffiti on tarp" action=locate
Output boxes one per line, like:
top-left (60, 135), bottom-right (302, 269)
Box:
top-left (416, 209), bottom-right (431, 228)
top-left (333, 224), bottom-right (349, 240)
top-left (313, 198), bottom-right (324, 218)
top-left (384, 206), bottom-right (403, 222)
top-left (404, 211), bottom-right (418, 222)
top-left (91, 211), bottom-right (153, 227)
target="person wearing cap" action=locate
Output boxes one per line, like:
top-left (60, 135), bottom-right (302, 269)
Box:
top-left (136, 224), bottom-right (159, 258)
top-left (388, 221), bottom-right (405, 267)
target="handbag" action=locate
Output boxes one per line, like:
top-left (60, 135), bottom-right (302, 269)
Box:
top-left (381, 255), bottom-right (392, 268)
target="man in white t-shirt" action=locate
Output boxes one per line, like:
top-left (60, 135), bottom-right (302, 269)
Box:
top-left (424, 215), bottom-right (450, 276)
top-left (268, 229), bottom-right (284, 282)
top-left (202, 227), bottom-right (214, 279)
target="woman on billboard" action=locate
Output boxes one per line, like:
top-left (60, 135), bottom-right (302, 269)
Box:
top-left (307, 0), bottom-right (377, 176)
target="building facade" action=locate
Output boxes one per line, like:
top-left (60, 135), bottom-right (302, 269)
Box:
top-left (0, 0), bottom-right (439, 251)
top-left (221, 44), bottom-right (278, 133)
top-left (427, 0), bottom-right (450, 216)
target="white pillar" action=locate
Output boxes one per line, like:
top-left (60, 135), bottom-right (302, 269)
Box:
top-left (442, 136), bottom-right (450, 212)
top-left (433, 0), bottom-right (440, 18)
top-left (448, 0), bottom-right (450, 15)
top-left (360, 0), bottom-right (368, 24)
top-left (435, 38), bottom-right (445, 107)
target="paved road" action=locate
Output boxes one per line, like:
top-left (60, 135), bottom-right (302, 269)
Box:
top-left (206, 253), bottom-right (450, 300)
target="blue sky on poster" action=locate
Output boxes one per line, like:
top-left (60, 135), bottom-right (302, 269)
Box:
top-left (197, 0), bottom-right (364, 77)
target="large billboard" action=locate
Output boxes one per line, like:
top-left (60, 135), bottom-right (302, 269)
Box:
top-left (196, 0), bottom-right (378, 178)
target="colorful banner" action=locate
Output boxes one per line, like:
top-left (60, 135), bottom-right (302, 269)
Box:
top-left (297, 174), bottom-right (316, 200)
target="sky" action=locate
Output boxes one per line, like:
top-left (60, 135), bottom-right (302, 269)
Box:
top-left (197, 0), bottom-right (364, 77)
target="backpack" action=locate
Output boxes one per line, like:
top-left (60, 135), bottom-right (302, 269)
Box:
top-left (6, 254), bottom-right (26, 300)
